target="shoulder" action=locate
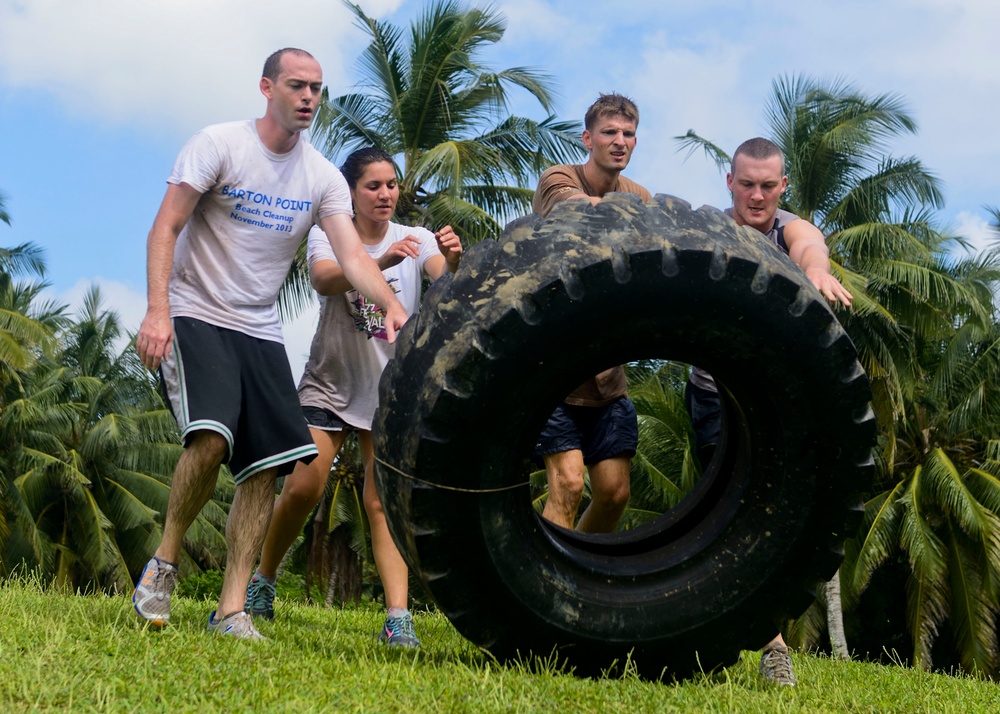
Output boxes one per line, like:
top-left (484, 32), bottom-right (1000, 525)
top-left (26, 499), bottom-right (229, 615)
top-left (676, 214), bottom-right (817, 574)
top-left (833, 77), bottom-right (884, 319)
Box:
top-left (616, 175), bottom-right (652, 201)
top-left (537, 164), bottom-right (582, 186)
top-left (533, 164), bottom-right (587, 216)
top-left (188, 120), bottom-right (253, 148)
top-left (300, 141), bottom-right (344, 177)
top-left (775, 208), bottom-right (801, 227)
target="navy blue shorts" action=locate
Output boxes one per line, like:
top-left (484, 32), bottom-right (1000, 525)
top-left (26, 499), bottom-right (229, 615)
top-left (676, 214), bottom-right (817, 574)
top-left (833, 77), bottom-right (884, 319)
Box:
top-left (685, 379), bottom-right (722, 451)
top-left (159, 317), bottom-right (317, 484)
top-left (534, 396), bottom-right (638, 466)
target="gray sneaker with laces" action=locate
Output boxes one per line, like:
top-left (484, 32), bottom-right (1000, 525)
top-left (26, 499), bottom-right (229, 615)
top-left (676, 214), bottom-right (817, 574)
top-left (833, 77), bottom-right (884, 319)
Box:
top-left (208, 610), bottom-right (265, 640)
top-left (378, 611), bottom-right (420, 648)
top-left (759, 646), bottom-right (797, 686)
top-left (244, 572), bottom-right (277, 620)
top-left (132, 557), bottom-right (178, 627)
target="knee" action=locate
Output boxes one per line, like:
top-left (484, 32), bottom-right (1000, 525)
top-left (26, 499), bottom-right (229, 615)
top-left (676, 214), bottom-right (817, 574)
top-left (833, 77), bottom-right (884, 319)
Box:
top-left (363, 482), bottom-right (384, 519)
top-left (593, 474), bottom-right (631, 511)
top-left (282, 468), bottom-right (327, 508)
top-left (547, 466), bottom-right (586, 501)
top-left (190, 430), bottom-right (229, 463)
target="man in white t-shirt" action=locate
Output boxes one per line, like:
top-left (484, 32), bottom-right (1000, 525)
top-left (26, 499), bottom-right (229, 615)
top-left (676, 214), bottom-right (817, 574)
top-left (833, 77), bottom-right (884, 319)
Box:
top-left (132, 48), bottom-right (406, 639)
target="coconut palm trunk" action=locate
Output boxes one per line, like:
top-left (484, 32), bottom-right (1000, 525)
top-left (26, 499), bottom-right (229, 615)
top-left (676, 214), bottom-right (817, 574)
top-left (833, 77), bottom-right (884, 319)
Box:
top-left (825, 568), bottom-right (850, 660)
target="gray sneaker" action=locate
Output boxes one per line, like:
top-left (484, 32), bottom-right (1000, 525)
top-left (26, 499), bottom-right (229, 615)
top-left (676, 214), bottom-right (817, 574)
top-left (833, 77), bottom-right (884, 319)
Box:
top-left (132, 557), bottom-right (178, 627)
top-left (244, 572), bottom-right (277, 620)
top-left (759, 647), bottom-right (797, 686)
top-left (208, 610), bottom-right (265, 640)
top-left (378, 611), bottom-right (420, 648)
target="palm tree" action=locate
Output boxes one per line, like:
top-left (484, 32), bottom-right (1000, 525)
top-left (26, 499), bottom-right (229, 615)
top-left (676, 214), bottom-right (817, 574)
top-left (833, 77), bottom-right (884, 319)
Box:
top-left (0, 244), bottom-right (62, 558)
top-left (0, 243), bottom-right (54, 375)
top-left (313, 0), bottom-right (586, 244)
top-left (279, 1), bottom-right (586, 317)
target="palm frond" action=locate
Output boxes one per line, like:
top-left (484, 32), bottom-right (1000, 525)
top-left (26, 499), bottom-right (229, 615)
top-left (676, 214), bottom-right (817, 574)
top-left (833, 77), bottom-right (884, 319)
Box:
top-left (673, 130), bottom-right (731, 175)
top-left (943, 521), bottom-right (1000, 676)
top-left (841, 482), bottom-right (906, 609)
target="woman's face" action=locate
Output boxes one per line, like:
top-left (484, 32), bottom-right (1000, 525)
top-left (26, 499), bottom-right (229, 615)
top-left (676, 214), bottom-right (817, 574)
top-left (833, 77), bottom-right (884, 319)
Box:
top-left (351, 161), bottom-right (399, 223)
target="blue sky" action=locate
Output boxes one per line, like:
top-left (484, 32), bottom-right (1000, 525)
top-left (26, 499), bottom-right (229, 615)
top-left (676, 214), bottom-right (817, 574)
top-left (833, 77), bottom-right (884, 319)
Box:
top-left (1, 0), bottom-right (998, 379)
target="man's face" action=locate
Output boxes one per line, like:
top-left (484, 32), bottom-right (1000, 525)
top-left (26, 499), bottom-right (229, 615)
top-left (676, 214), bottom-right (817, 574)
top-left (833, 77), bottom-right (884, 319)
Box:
top-left (261, 53), bottom-right (324, 135)
top-left (727, 154), bottom-right (787, 233)
top-left (583, 115), bottom-right (637, 174)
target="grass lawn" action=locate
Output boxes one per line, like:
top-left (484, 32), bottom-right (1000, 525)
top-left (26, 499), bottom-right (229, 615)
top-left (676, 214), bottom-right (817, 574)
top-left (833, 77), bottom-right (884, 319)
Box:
top-left (1, 578), bottom-right (996, 713)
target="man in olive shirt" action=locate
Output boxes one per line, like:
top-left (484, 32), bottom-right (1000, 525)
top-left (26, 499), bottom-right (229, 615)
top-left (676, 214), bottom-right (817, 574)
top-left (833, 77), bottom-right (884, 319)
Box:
top-left (532, 93), bottom-right (651, 533)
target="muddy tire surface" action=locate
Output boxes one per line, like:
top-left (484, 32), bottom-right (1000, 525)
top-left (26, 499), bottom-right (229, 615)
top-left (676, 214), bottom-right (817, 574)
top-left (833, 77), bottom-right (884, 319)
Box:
top-left (373, 194), bottom-right (875, 679)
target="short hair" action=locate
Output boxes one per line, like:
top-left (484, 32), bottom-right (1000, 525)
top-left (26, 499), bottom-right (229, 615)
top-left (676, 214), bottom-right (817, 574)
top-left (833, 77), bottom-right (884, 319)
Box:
top-left (262, 48), bottom-right (315, 81)
top-left (732, 137), bottom-right (785, 173)
top-left (584, 93), bottom-right (639, 131)
top-left (340, 147), bottom-right (396, 189)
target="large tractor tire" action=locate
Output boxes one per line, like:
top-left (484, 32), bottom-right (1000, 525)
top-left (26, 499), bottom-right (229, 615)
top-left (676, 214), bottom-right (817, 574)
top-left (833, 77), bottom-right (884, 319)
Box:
top-left (373, 194), bottom-right (875, 679)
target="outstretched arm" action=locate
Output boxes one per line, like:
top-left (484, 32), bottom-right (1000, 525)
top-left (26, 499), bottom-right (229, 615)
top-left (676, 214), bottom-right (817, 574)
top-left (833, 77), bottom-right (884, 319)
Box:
top-left (317, 212), bottom-right (407, 342)
top-left (310, 234), bottom-right (423, 296)
top-left (136, 182), bottom-right (203, 370)
top-left (783, 219), bottom-right (853, 307)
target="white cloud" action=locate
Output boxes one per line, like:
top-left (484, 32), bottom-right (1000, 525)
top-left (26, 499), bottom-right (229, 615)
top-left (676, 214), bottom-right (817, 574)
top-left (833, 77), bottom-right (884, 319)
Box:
top-left (952, 211), bottom-right (1000, 256)
top-left (0, 0), bottom-right (403, 136)
top-left (55, 278), bottom-right (147, 344)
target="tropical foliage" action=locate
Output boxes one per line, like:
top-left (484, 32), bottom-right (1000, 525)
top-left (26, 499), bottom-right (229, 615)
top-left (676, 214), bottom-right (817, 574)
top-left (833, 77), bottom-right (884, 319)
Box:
top-left (621, 361), bottom-right (702, 529)
top-left (313, 0), bottom-right (585, 244)
top-left (0, 244), bottom-right (230, 592)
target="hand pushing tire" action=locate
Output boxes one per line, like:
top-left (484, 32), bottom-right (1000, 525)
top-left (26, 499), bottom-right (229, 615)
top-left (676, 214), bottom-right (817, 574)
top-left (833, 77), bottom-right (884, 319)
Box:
top-left (373, 194), bottom-right (875, 679)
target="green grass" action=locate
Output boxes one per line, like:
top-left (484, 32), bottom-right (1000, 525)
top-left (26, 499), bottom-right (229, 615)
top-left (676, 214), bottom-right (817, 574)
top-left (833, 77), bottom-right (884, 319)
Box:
top-left (1, 578), bottom-right (997, 713)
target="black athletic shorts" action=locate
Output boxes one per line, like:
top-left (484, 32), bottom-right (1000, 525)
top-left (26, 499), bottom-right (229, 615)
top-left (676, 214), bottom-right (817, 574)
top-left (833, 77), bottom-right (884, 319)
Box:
top-left (534, 396), bottom-right (639, 466)
top-left (159, 317), bottom-right (317, 484)
top-left (685, 379), bottom-right (722, 452)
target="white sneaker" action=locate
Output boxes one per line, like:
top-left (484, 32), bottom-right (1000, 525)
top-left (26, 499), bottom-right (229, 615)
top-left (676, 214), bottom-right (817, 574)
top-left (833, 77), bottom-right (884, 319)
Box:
top-left (759, 647), bottom-right (797, 686)
top-left (132, 557), bottom-right (178, 627)
top-left (207, 610), bottom-right (265, 640)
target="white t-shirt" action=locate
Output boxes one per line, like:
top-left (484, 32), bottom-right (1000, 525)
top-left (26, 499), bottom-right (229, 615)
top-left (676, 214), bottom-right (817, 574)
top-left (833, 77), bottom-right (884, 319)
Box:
top-left (296, 222), bottom-right (440, 429)
top-left (167, 120), bottom-right (352, 342)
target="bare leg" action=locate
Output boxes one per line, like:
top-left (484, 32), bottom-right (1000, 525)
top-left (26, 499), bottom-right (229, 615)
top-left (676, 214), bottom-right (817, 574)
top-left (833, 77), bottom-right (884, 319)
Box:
top-left (576, 455), bottom-right (630, 534)
top-left (361, 431), bottom-right (409, 610)
top-left (540, 449), bottom-right (586, 529)
top-left (155, 430), bottom-right (228, 564)
top-left (215, 466), bottom-right (279, 619)
top-left (766, 633), bottom-right (787, 650)
top-left (256, 428), bottom-right (347, 578)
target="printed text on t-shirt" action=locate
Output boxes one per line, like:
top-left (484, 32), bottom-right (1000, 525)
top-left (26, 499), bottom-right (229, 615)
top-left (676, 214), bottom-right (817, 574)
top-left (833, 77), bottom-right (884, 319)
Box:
top-left (221, 185), bottom-right (312, 234)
